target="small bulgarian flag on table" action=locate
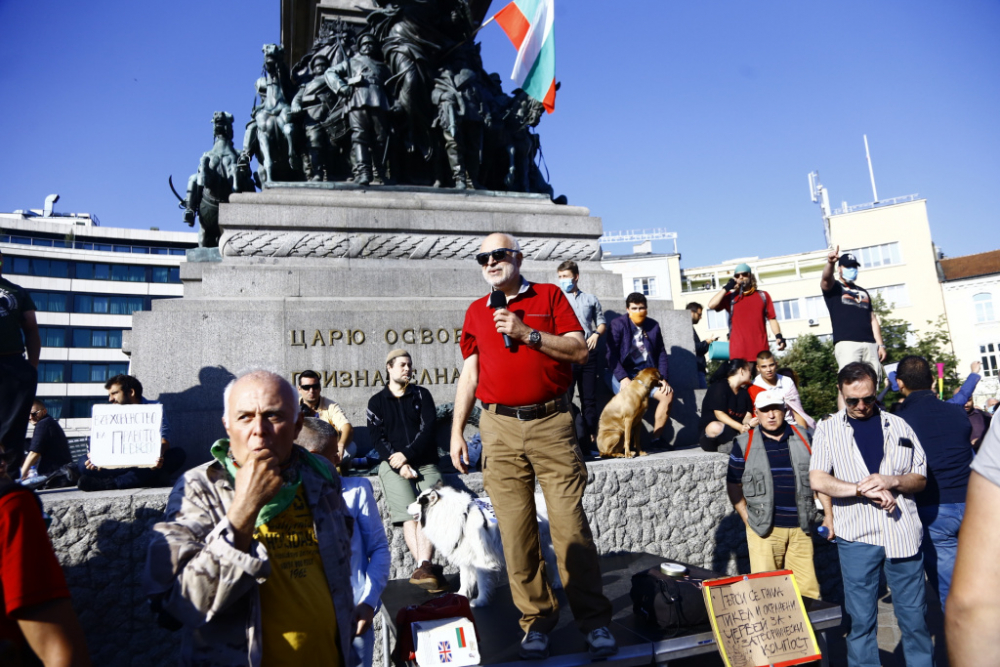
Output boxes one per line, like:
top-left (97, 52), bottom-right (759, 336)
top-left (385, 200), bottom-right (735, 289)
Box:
top-left (491, 0), bottom-right (557, 113)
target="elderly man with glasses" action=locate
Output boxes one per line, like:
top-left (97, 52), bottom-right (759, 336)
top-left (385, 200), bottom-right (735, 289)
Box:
top-left (296, 369), bottom-right (354, 449)
top-left (707, 263), bottom-right (785, 362)
top-left (810, 362), bottom-right (933, 667)
top-left (450, 233), bottom-right (617, 660)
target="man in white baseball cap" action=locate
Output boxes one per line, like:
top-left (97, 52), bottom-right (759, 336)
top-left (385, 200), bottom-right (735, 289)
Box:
top-left (725, 389), bottom-right (828, 600)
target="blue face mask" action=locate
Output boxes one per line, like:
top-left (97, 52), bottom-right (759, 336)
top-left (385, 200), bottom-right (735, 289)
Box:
top-left (559, 278), bottom-right (574, 292)
top-left (842, 267), bottom-right (859, 282)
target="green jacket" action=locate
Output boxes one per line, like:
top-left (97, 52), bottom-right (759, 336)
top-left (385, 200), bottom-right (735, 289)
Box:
top-left (735, 425), bottom-right (817, 537)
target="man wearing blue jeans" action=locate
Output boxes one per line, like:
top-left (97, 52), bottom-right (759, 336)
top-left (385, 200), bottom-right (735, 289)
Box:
top-left (810, 362), bottom-right (932, 667)
top-left (894, 354), bottom-right (973, 606)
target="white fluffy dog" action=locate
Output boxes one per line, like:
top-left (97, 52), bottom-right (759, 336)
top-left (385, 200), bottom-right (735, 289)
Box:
top-left (407, 483), bottom-right (560, 607)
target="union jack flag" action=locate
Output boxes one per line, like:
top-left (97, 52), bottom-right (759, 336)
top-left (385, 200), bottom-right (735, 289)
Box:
top-left (438, 641), bottom-right (452, 663)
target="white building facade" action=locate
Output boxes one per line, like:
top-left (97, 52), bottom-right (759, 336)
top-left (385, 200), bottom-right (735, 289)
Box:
top-left (1, 208), bottom-right (196, 437)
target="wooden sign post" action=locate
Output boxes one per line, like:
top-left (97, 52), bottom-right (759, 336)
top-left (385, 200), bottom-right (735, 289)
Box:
top-left (89, 404), bottom-right (163, 468)
top-left (702, 570), bottom-right (821, 667)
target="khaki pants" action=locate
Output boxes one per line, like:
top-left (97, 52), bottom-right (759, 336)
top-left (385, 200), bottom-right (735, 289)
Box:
top-left (746, 525), bottom-right (821, 600)
top-left (834, 340), bottom-right (883, 384)
top-left (480, 408), bottom-right (612, 634)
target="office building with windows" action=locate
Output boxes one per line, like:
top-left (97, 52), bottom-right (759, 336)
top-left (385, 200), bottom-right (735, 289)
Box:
top-left (1, 204), bottom-right (196, 437)
top-left (940, 250), bottom-right (1000, 403)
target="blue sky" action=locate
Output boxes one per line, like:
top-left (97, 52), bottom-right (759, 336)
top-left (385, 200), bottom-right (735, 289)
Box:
top-left (1, 1), bottom-right (997, 267)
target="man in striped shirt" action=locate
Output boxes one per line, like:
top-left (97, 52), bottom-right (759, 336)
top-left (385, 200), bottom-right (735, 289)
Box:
top-left (726, 389), bottom-right (824, 600)
top-left (809, 362), bottom-right (933, 667)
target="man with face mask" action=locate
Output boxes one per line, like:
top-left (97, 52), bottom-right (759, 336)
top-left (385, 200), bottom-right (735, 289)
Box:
top-left (606, 293), bottom-right (674, 441)
top-left (556, 261), bottom-right (606, 450)
top-left (821, 246), bottom-right (887, 409)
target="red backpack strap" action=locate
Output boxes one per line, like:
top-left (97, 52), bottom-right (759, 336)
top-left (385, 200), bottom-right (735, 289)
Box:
top-left (743, 427), bottom-right (756, 458)
top-left (789, 424), bottom-right (811, 454)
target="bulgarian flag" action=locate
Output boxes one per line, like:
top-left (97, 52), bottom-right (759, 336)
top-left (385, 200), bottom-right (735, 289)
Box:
top-left (492, 0), bottom-right (557, 113)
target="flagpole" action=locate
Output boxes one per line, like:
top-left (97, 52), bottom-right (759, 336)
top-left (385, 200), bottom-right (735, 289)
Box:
top-left (442, 14), bottom-right (497, 60)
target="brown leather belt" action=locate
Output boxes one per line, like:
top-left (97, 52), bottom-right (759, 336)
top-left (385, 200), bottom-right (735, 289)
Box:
top-left (481, 396), bottom-right (568, 421)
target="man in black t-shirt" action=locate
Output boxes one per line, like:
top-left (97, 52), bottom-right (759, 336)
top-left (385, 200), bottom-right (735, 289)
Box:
top-left (0, 248), bottom-right (41, 462)
top-left (821, 246), bottom-right (886, 408)
top-left (20, 399), bottom-right (71, 478)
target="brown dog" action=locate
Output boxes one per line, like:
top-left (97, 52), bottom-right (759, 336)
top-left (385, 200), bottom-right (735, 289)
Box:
top-left (596, 367), bottom-right (663, 458)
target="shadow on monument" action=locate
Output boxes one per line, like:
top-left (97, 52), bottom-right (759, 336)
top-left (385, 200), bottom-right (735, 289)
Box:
top-left (157, 365), bottom-right (235, 469)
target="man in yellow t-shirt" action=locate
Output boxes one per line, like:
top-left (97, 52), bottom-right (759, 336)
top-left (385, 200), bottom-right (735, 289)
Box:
top-left (297, 369), bottom-right (354, 447)
top-left (145, 370), bottom-right (355, 666)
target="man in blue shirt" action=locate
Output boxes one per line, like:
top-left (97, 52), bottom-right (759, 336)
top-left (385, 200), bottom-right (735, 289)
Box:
top-left (894, 355), bottom-right (974, 606)
top-left (606, 293), bottom-right (673, 442)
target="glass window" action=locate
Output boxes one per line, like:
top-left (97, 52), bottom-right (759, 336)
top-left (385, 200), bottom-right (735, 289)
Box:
top-left (773, 299), bottom-right (801, 321)
top-left (109, 329), bottom-right (123, 347)
top-left (10, 257), bottom-right (30, 274)
top-left (632, 277), bottom-right (657, 297)
top-left (74, 295), bottom-right (91, 313)
top-left (129, 266), bottom-right (146, 282)
top-left (71, 364), bottom-right (91, 383)
top-left (38, 362), bottom-right (65, 383)
top-left (73, 329), bottom-right (90, 347)
top-left (69, 397), bottom-right (104, 419)
top-left (92, 296), bottom-right (109, 314)
top-left (42, 398), bottom-right (64, 420)
top-left (846, 242), bottom-right (903, 270)
top-left (11, 236), bottom-right (32, 245)
top-left (39, 326), bottom-right (66, 347)
top-left (47, 260), bottom-right (69, 278)
top-left (30, 291), bottom-right (68, 312)
top-left (94, 244), bottom-right (112, 252)
top-left (872, 284), bottom-right (910, 308)
top-left (150, 248), bottom-right (169, 255)
top-left (707, 308), bottom-right (729, 331)
top-left (974, 293), bottom-right (995, 323)
top-left (92, 330), bottom-right (107, 347)
top-left (169, 249), bottom-right (186, 256)
top-left (132, 247), bottom-right (149, 254)
top-left (169, 267), bottom-right (180, 283)
top-left (114, 245), bottom-right (132, 253)
top-left (94, 263), bottom-right (110, 280)
top-left (76, 263), bottom-right (94, 279)
top-left (805, 296), bottom-right (828, 322)
top-left (152, 267), bottom-right (169, 283)
top-left (981, 343), bottom-right (999, 378)
top-left (111, 264), bottom-right (129, 281)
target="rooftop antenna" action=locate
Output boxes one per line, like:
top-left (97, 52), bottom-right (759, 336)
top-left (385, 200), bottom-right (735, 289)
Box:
top-left (808, 171), bottom-right (832, 247)
top-left (864, 134), bottom-right (879, 203)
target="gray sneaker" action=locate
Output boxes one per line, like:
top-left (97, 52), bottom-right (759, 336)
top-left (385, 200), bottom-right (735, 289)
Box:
top-left (585, 626), bottom-right (618, 659)
top-left (518, 631), bottom-right (550, 660)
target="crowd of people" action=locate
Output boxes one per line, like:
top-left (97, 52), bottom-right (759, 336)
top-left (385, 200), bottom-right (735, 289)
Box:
top-left (1, 236), bottom-right (999, 666)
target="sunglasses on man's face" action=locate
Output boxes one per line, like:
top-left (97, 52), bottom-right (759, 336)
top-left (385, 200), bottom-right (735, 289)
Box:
top-left (735, 272), bottom-right (750, 278)
top-left (845, 395), bottom-right (877, 407)
top-left (476, 248), bottom-right (520, 266)
top-left (29, 410), bottom-right (42, 416)
top-left (299, 384), bottom-right (320, 391)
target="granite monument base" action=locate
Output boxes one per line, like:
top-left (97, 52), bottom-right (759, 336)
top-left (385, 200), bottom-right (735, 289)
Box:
top-left (125, 187), bottom-right (700, 468)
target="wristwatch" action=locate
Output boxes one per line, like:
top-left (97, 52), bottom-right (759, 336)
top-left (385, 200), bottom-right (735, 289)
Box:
top-left (528, 329), bottom-right (542, 347)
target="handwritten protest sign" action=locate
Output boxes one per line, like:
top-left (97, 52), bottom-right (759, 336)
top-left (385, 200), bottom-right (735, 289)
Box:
top-left (702, 570), bottom-right (820, 667)
top-left (89, 404), bottom-right (163, 468)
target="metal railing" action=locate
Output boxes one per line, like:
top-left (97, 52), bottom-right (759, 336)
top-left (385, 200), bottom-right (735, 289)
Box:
top-left (832, 194), bottom-right (919, 215)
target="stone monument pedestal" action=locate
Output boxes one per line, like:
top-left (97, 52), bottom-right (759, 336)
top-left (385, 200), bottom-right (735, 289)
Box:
top-left (125, 186), bottom-right (699, 467)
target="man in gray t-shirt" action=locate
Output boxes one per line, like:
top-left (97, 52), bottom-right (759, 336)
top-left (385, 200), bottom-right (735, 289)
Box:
top-left (557, 260), bottom-right (606, 451)
top-left (947, 419), bottom-right (1000, 662)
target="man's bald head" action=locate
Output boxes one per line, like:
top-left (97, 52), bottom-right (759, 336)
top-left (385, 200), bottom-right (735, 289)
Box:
top-left (223, 370), bottom-right (299, 421)
top-left (222, 370), bottom-right (303, 466)
top-left (479, 232), bottom-right (521, 254)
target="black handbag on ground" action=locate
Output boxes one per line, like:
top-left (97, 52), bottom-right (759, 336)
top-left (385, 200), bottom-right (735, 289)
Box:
top-left (629, 565), bottom-right (710, 637)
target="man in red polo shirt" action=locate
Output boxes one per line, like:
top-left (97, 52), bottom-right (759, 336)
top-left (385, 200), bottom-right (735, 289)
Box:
top-left (707, 263), bottom-right (786, 362)
top-left (450, 233), bottom-right (616, 660)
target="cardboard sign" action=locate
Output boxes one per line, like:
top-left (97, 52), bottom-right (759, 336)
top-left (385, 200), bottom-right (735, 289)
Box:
top-left (412, 617), bottom-right (480, 667)
top-left (89, 404), bottom-right (163, 468)
top-left (702, 570), bottom-right (820, 667)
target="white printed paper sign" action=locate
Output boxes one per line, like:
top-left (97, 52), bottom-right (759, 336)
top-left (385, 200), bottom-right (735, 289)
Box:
top-left (89, 404), bottom-right (163, 468)
top-left (413, 617), bottom-right (480, 667)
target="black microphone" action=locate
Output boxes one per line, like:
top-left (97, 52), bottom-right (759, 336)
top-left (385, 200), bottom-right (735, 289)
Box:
top-left (488, 290), bottom-right (513, 349)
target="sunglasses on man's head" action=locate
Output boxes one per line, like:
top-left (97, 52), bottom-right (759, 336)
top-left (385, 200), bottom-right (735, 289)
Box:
top-left (299, 384), bottom-right (320, 391)
top-left (845, 395), bottom-right (877, 407)
top-left (476, 248), bottom-right (520, 266)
